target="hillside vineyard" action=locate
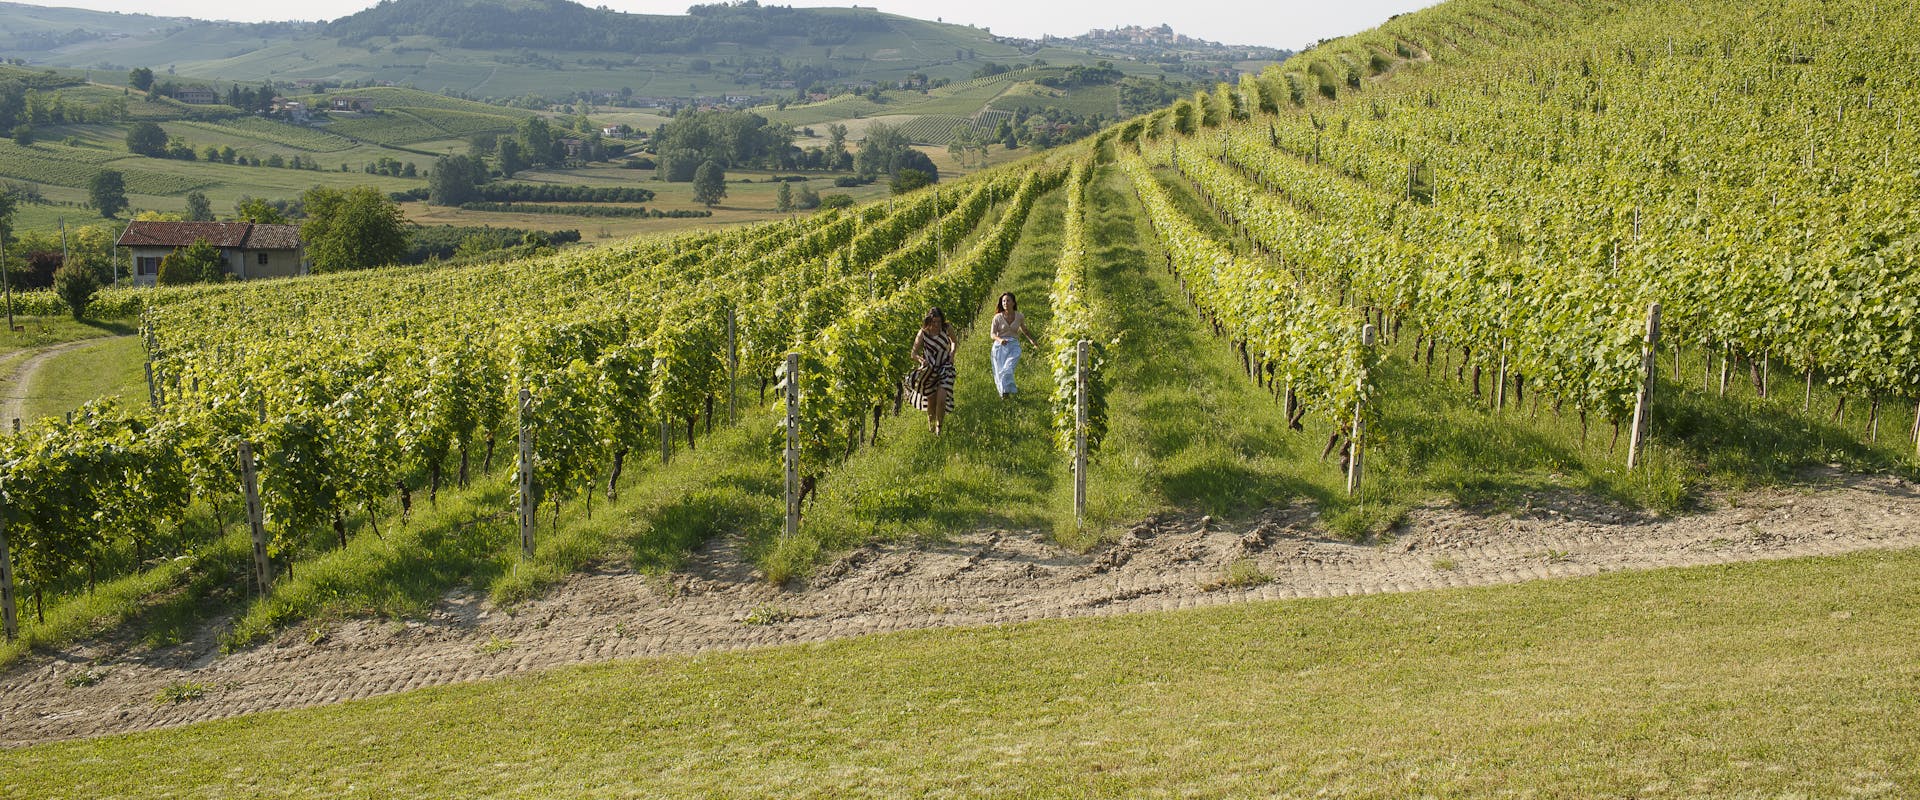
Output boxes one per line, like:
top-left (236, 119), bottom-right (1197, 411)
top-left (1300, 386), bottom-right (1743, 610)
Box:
top-left (2, 0), bottom-right (1915, 644)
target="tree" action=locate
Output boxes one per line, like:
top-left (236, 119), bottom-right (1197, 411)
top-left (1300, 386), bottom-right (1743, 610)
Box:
top-left (855, 121), bottom-right (910, 178)
top-left (890, 168), bottom-right (932, 195)
top-left (88, 170), bottom-right (127, 218)
top-left (775, 181), bottom-right (793, 212)
top-left (692, 160), bottom-right (727, 207)
top-left (53, 261), bottom-right (98, 319)
top-left (128, 67), bottom-right (154, 92)
top-left (468, 132), bottom-right (497, 158)
top-left (125, 122), bottom-right (168, 157)
top-left (428, 154), bottom-right (488, 206)
top-left (496, 138), bottom-right (526, 178)
top-left (157, 238), bottom-right (226, 285)
top-left (896, 148), bottom-right (939, 184)
top-left (826, 122), bottom-right (848, 158)
top-left (234, 196), bottom-right (288, 224)
top-left (301, 186), bottom-right (410, 272)
top-left (520, 117), bottom-right (554, 167)
top-left (10, 124), bottom-right (32, 146)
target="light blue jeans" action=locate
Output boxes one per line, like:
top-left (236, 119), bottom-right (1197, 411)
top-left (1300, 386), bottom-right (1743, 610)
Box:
top-left (991, 340), bottom-right (1021, 395)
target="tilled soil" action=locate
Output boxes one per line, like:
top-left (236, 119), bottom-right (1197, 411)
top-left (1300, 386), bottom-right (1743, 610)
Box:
top-left (5, 471), bottom-right (1919, 747)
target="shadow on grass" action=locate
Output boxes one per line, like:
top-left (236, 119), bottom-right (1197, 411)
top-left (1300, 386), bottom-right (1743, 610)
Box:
top-left (82, 318), bottom-right (139, 337)
top-left (1652, 372), bottom-right (1916, 484)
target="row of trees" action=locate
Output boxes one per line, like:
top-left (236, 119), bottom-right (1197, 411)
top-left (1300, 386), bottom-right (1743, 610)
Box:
top-left (0, 83), bottom-right (130, 134)
top-left (124, 122), bottom-right (334, 170)
top-left (467, 116), bottom-right (618, 177)
top-left (127, 67), bottom-right (280, 115)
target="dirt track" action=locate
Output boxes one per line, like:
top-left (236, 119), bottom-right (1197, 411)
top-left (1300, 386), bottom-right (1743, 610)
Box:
top-left (5, 470), bottom-right (1919, 747)
top-left (0, 337), bottom-right (128, 425)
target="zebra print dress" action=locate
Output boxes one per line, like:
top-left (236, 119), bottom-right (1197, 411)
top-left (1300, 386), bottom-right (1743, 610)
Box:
top-left (906, 329), bottom-right (957, 412)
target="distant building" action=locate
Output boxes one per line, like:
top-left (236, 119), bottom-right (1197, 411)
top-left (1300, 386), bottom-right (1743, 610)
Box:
top-left (273, 99), bottom-right (311, 123)
top-left (115, 221), bottom-right (309, 286)
top-left (558, 137), bottom-right (589, 158)
top-left (329, 96), bottom-right (376, 113)
top-left (174, 88), bottom-right (218, 105)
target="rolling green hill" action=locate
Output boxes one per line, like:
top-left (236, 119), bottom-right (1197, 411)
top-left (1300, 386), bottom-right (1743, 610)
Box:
top-left (0, 0), bottom-right (1248, 104)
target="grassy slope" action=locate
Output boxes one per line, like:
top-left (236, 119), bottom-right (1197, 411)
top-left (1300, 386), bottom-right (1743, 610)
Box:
top-left (17, 334), bottom-right (146, 425)
top-left (11, 549), bottom-right (1918, 797)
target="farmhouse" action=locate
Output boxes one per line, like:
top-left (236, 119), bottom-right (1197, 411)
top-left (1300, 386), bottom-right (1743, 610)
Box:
top-left (329, 96), bottom-right (376, 113)
top-left (115, 221), bottom-right (309, 286)
top-left (174, 88), bottom-right (219, 105)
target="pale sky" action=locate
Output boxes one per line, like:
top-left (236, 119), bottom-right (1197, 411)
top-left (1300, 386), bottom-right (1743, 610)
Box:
top-left (26, 0), bottom-right (1445, 51)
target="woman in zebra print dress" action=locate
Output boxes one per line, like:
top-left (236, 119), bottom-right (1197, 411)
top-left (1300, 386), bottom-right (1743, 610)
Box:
top-left (907, 307), bottom-right (957, 434)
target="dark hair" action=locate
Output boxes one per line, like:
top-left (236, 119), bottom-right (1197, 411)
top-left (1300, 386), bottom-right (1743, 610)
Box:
top-left (922, 307), bottom-right (946, 327)
top-left (997, 292), bottom-right (1018, 314)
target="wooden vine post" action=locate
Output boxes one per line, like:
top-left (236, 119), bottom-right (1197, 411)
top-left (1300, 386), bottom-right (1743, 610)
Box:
top-left (0, 515), bottom-right (18, 642)
top-left (1348, 325), bottom-right (1376, 497)
top-left (1074, 340), bottom-right (1090, 525)
top-left (784, 352), bottom-right (801, 541)
top-left (726, 307), bottom-right (738, 426)
top-left (145, 361), bottom-right (158, 410)
top-left (237, 441), bottom-right (271, 594)
top-left (517, 389), bottom-right (535, 558)
top-left (1628, 302), bottom-right (1662, 470)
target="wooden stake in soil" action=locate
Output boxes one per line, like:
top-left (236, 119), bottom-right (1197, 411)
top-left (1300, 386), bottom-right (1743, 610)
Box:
top-left (1074, 340), bottom-right (1090, 525)
top-left (1910, 400), bottom-right (1920, 459)
top-left (726, 307), bottom-right (738, 426)
top-left (1496, 340), bottom-right (1509, 410)
top-left (1628, 302), bottom-right (1662, 471)
top-left (0, 516), bottom-right (18, 642)
top-left (237, 441), bottom-right (272, 593)
top-left (144, 361), bottom-right (158, 410)
top-left (1348, 325), bottom-right (1376, 496)
top-left (784, 353), bottom-right (801, 541)
top-left (517, 389), bottom-right (535, 559)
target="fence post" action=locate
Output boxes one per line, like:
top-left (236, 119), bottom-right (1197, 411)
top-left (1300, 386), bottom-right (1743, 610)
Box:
top-left (660, 416), bottom-right (672, 465)
top-left (0, 516), bottom-right (17, 642)
top-left (237, 441), bottom-right (271, 594)
top-left (145, 361), bottom-right (158, 410)
top-left (1074, 340), bottom-right (1089, 524)
top-left (784, 352), bottom-right (800, 541)
top-left (517, 389), bottom-right (535, 558)
top-left (1347, 325), bottom-right (1376, 496)
top-left (1628, 302), bottom-right (1662, 470)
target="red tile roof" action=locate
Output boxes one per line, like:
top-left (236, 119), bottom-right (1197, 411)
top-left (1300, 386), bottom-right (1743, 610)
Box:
top-left (241, 224), bottom-right (303, 250)
top-left (115, 221), bottom-right (302, 250)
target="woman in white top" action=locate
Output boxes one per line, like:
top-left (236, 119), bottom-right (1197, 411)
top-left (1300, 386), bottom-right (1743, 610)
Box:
top-left (989, 292), bottom-right (1037, 399)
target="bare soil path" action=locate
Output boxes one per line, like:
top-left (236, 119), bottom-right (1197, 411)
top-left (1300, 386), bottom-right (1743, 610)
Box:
top-left (4, 471), bottom-right (1918, 747)
top-left (0, 337), bottom-right (127, 425)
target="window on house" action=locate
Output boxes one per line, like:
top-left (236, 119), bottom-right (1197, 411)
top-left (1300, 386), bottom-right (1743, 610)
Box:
top-left (257, 252), bottom-right (270, 266)
top-left (136, 256), bottom-right (162, 276)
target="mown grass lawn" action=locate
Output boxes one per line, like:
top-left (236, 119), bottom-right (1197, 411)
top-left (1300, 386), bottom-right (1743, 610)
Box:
top-left (8, 549), bottom-right (1916, 798)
